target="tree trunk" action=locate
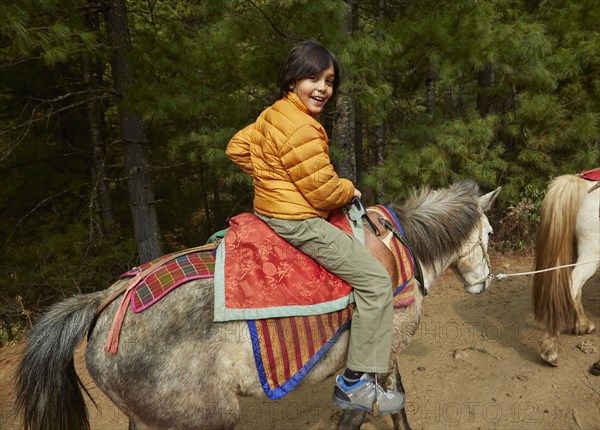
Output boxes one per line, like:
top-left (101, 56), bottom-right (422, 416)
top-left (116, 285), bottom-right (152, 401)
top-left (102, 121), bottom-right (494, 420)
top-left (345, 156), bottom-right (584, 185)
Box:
top-left (477, 63), bottom-right (495, 117)
top-left (354, 103), bottom-right (363, 182)
top-left (426, 64), bottom-right (436, 122)
top-left (333, 0), bottom-right (359, 183)
top-left (103, 0), bottom-right (163, 263)
top-left (374, 123), bottom-right (385, 164)
top-left (211, 171), bottom-right (223, 232)
top-left (373, 0), bottom-right (386, 201)
top-left (333, 95), bottom-right (356, 182)
top-left (83, 4), bottom-right (115, 239)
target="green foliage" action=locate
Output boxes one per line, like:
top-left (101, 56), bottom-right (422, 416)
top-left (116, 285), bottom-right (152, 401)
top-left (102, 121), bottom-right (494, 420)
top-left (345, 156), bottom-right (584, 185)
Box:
top-left (0, 223), bottom-right (136, 341)
top-left (1, 0), bottom-right (100, 65)
top-left (495, 183), bottom-right (546, 251)
top-left (2, 0), bottom-right (600, 330)
top-left (0, 319), bottom-right (25, 347)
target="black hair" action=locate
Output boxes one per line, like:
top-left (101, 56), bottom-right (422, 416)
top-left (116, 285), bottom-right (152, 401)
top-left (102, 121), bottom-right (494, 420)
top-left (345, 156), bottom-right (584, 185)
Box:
top-left (275, 40), bottom-right (340, 101)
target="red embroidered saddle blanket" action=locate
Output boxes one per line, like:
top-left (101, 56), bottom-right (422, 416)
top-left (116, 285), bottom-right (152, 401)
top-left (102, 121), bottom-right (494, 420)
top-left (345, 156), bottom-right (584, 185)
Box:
top-left (213, 207), bottom-right (415, 322)
top-left (213, 211), bottom-right (353, 321)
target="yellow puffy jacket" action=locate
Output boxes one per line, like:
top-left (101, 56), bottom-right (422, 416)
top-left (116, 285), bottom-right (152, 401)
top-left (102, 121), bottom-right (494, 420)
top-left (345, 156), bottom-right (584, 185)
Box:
top-left (226, 92), bottom-right (354, 220)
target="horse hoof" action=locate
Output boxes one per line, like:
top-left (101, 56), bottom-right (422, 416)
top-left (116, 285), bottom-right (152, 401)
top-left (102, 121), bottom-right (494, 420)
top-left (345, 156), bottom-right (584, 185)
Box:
top-left (590, 361), bottom-right (600, 376)
top-left (574, 321), bottom-right (595, 335)
top-left (541, 353), bottom-right (558, 367)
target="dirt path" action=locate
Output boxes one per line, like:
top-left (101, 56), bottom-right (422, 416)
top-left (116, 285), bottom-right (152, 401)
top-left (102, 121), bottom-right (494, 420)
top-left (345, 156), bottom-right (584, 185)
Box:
top-left (2, 253), bottom-right (599, 429)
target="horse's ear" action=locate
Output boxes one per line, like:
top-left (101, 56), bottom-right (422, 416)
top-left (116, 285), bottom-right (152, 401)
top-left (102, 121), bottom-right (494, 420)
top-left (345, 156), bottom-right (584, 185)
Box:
top-left (478, 187), bottom-right (501, 212)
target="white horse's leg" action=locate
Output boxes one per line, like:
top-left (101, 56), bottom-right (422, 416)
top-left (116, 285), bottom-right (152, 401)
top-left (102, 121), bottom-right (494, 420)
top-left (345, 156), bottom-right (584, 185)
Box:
top-left (540, 260), bottom-right (598, 367)
top-left (571, 260), bottom-right (599, 334)
top-left (572, 191), bottom-right (600, 335)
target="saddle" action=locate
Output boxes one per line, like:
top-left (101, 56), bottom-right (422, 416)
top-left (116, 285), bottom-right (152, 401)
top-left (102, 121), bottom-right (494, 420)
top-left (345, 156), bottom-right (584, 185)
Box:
top-left (579, 168), bottom-right (600, 192)
top-left (579, 167), bottom-right (600, 182)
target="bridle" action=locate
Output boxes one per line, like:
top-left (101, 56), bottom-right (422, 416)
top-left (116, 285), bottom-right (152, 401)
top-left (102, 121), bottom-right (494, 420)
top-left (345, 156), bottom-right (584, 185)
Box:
top-left (457, 212), bottom-right (492, 288)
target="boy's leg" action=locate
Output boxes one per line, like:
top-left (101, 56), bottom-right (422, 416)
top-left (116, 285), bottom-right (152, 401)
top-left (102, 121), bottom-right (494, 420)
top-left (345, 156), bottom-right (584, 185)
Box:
top-left (256, 215), bottom-right (393, 372)
top-left (256, 214), bottom-right (404, 414)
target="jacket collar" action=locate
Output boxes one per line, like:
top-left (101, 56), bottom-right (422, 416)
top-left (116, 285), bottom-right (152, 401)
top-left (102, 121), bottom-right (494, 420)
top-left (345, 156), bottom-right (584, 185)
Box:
top-left (283, 92), bottom-right (316, 118)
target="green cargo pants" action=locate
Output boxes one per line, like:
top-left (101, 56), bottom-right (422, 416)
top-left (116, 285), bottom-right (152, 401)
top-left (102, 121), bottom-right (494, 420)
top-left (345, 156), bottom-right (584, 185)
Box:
top-left (255, 213), bottom-right (394, 373)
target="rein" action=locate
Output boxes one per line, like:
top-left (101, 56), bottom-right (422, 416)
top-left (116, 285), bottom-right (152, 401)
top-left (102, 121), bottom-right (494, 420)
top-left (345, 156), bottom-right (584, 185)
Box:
top-left (350, 198), bottom-right (427, 298)
top-left (377, 216), bottom-right (427, 298)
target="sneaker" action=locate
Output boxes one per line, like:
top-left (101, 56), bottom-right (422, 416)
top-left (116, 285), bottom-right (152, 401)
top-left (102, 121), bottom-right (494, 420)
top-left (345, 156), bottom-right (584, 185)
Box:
top-left (332, 373), bottom-right (405, 414)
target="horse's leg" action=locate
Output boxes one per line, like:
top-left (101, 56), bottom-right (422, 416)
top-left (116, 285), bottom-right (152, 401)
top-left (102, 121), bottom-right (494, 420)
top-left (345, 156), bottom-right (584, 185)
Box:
top-left (336, 410), bottom-right (368, 430)
top-left (540, 331), bottom-right (560, 366)
top-left (573, 292), bottom-right (595, 334)
top-left (572, 190), bottom-right (600, 335)
top-left (541, 230), bottom-right (598, 366)
top-left (390, 368), bottom-right (411, 430)
top-left (539, 260), bottom-right (596, 366)
top-left (571, 261), bottom-right (598, 335)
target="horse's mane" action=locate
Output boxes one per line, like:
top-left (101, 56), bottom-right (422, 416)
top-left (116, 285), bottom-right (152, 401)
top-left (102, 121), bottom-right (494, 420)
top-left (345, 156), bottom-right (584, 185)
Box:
top-left (390, 180), bottom-right (481, 268)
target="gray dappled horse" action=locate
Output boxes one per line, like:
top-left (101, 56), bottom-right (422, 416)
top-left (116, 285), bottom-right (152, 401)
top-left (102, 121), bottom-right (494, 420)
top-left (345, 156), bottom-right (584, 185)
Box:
top-left (16, 180), bottom-right (500, 430)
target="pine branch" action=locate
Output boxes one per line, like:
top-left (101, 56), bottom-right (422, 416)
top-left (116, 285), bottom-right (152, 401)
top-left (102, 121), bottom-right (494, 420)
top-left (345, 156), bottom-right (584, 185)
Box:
top-left (0, 92), bottom-right (112, 137)
top-left (1, 189), bottom-right (72, 255)
top-left (246, 0), bottom-right (298, 41)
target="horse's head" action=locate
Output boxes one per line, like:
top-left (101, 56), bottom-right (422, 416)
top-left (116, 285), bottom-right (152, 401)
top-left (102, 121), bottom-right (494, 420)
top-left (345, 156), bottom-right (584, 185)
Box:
top-left (451, 187), bottom-right (501, 294)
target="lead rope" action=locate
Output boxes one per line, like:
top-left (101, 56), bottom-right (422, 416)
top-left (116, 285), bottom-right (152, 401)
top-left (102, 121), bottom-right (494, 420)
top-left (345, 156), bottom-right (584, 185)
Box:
top-left (477, 258), bottom-right (600, 284)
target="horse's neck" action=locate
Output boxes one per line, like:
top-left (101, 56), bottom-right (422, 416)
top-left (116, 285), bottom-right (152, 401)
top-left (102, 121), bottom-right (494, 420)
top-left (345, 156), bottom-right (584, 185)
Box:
top-left (378, 226), bottom-right (455, 294)
top-left (419, 254), bottom-right (456, 295)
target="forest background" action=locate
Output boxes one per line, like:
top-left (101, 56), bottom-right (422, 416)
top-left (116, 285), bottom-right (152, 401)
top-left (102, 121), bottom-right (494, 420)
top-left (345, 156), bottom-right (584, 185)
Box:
top-left (1, 0), bottom-right (598, 342)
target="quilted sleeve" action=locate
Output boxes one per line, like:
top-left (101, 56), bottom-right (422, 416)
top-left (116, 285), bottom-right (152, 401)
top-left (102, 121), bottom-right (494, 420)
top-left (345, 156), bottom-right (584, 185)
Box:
top-left (279, 124), bottom-right (354, 210)
top-left (226, 124), bottom-right (255, 176)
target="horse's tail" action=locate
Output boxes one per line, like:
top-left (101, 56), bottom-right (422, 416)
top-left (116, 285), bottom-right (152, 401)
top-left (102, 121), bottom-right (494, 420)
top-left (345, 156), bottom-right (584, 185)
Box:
top-left (532, 174), bottom-right (586, 334)
top-left (15, 291), bottom-right (106, 430)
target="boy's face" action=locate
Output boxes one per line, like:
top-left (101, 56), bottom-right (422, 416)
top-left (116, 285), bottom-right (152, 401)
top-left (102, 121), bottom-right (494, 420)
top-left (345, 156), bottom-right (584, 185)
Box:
top-left (291, 63), bottom-right (335, 116)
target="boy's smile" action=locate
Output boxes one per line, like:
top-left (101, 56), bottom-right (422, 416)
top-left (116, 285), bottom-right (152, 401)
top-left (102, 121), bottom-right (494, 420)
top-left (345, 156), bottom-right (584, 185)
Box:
top-left (292, 64), bottom-right (335, 115)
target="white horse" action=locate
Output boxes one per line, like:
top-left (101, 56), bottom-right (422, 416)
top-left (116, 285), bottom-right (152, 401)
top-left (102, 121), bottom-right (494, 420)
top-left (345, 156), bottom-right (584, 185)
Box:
top-left (16, 181), bottom-right (500, 430)
top-left (533, 173), bottom-right (600, 366)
